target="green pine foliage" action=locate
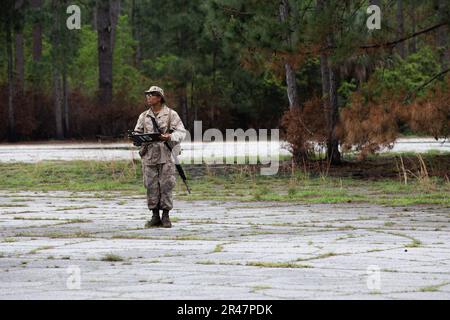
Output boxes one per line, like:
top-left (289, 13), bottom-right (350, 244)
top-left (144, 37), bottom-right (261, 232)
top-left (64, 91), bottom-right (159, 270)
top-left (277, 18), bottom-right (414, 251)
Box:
top-left (0, 0), bottom-right (448, 141)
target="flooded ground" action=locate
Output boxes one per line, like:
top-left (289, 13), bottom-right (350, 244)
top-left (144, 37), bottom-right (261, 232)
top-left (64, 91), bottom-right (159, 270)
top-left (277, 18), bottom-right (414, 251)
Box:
top-left (0, 138), bottom-right (448, 163)
top-left (0, 190), bottom-right (449, 299)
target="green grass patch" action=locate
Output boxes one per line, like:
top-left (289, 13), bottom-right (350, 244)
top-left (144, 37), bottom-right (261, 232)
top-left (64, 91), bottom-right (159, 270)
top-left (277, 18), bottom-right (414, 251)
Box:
top-left (56, 206), bottom-right (97, 211)
top-left (381, 231), bottom-right (422, 248)
top-left (246, 261), bottom-right (312, 268)
top-left (297, 252), bottom-right (337, 261)
top-left (0, 160), bottom-right (142, 192)
top-left (101, 253), bottom-right (124, 262)
top-left (405, 239), bottom-right (422, 248)
top-left (171, 235), bottom-right (209, 241)
top-left (419, 282), bottom-right (450, 292)
top-left (29, 246), bottom-right (54, 254)
top-left (196, 260), bottom-right (216, 265)
top-left (251, 285), bottom-right (272, 292)
top-left (1, 160), bottom-right (449, 207)
top-left (381, 269), bottom-right (398, 273)
top-left (15, 231), bottom-right (93, 239)
top-left (0, 204), bottom-right (28, 207)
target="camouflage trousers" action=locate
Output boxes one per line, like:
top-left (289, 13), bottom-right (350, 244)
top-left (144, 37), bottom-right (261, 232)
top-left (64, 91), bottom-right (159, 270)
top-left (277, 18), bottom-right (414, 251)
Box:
top-left (142, 162), bottom-right (177, 211)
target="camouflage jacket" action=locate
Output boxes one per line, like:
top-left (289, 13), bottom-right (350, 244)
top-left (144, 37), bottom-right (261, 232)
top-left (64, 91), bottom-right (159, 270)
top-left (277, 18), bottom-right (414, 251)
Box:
top-left (134, 105), bottom-right (186, 164)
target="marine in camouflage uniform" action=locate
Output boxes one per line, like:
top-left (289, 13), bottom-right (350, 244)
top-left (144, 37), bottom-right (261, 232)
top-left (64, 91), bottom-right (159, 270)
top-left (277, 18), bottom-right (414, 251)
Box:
top-left (134, 86), bottom-right (186, 228)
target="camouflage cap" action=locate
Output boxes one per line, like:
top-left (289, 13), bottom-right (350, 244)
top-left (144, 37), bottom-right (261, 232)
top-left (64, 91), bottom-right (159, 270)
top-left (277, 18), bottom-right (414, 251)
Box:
top-left (144, 85), bottom-right (165, 98)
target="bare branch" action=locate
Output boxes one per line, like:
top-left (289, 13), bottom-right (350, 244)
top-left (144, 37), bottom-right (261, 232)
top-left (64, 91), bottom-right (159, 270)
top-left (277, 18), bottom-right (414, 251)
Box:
top-left (361, 22), bottom-right (447, 50)
top-left (404, 68), bottom-right (450, 102)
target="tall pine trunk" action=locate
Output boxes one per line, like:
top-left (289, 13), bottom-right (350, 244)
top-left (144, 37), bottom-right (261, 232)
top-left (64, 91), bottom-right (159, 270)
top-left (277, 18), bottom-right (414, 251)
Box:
top-left (14, 0), bottom-right (24, 94)
top-left (327, 62), bottom-right (341, 164)
top-left (96, 0), bottom-right (120, 136)
top-left (31, 0), bottom-right (42, 62)
top-left (437, 0), bottom-right (449, 70)
top-left (280, 0), bottom-right (308, 163)
top-left (30, 0), bottom-right (42, 135)
top-left (131, 0), bottom-right (141, 67)
top-left (52, 68), bottom-right (64, 140)
top-left (6, 1), bottom-right (16, 141)
top-left (179, 87), bottom-right (189, 132)
top-left (97, 0), bottom-right (113, 134)
top-left (396, 0), bottom-right (406, 59)
top-left (408, 3), bottom-right (417, 54)
top-left (318, 0), bottom-right (341, 165)
top-left (51, 0), bottom-right (64, 139)
top-left (191, 71), bottom-right (196, 121)
top-left (279, 0), bottom-right (300, 110)
top-left (63, 63), bottom-right (70, 137)
top-left (209, 49), bottom-right (217, 127)
top-left (15, 33), bottom-right (24, 92)
top-left (320, 57), bottom-right (341, 165)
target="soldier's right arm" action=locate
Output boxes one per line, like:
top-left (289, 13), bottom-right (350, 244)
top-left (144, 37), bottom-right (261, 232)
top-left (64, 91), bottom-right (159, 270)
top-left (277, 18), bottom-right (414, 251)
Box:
top-left (134, 113), bottom-right (145, 133)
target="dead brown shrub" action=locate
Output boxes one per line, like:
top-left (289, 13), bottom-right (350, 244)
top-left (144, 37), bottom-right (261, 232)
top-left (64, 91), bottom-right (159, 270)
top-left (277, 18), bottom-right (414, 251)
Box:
top-left (280, 96), bottom-right (327, 163)
top-left (339, 76), bottom-right (450, 159)
top-left (338, 93), bottom-right (400, 159)
top-left (406, 78), bottom-right (450, 139)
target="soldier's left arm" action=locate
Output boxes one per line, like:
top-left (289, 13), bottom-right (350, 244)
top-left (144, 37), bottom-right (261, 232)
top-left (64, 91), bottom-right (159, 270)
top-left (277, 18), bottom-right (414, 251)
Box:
top-left (169, 111), bottom-right (187, 143)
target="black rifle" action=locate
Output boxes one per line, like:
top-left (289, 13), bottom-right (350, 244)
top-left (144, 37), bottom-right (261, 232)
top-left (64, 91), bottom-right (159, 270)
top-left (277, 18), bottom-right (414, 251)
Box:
top-left (139, 117), bottom-right (191, 194)
top-left (127, 130), bottom-right (161, 146)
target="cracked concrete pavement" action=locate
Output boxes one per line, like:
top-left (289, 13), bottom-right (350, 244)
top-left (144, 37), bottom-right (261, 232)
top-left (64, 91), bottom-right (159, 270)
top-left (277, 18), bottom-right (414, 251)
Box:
top-left (0, 191), bottom-right (449, 299)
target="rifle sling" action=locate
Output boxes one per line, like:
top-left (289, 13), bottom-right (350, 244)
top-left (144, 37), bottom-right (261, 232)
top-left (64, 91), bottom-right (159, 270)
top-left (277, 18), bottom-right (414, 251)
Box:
top-left (149, 113), bottom-right (190, 192)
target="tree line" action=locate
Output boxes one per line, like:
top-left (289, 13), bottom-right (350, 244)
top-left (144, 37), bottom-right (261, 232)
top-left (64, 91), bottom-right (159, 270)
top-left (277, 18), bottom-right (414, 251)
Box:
top-left (0, 0), bottom-right (449, 164)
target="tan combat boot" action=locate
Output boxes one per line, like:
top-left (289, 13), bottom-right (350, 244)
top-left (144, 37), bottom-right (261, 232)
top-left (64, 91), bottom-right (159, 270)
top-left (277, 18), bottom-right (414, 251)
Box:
top-left (145, 209), bottom-right (162, 228)
top-left (161, 210), bottom-right (172, 228)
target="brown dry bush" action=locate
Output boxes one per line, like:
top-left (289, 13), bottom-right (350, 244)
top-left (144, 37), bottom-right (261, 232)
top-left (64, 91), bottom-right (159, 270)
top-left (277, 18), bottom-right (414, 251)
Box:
top-left (68, 90), bottom-right (101, 139)
top-left (339, 76), bottom-right (450, 160)
top-left (338, 93), bottom-right (400, 159)
top-left (14, 91), bottom-right (40, 138)
top-left (0, 84), bottom-right (9, 139)
top-left (280, 96), bottom-right (327, 163)
top-left (0, 86), bottom-right (53, 140)
top-left (69, 90), bottom-right (142, 139)
top-left (406, 78), bottom-right (450, 139)
top-left (110, 95), bottom-right (144, 137)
